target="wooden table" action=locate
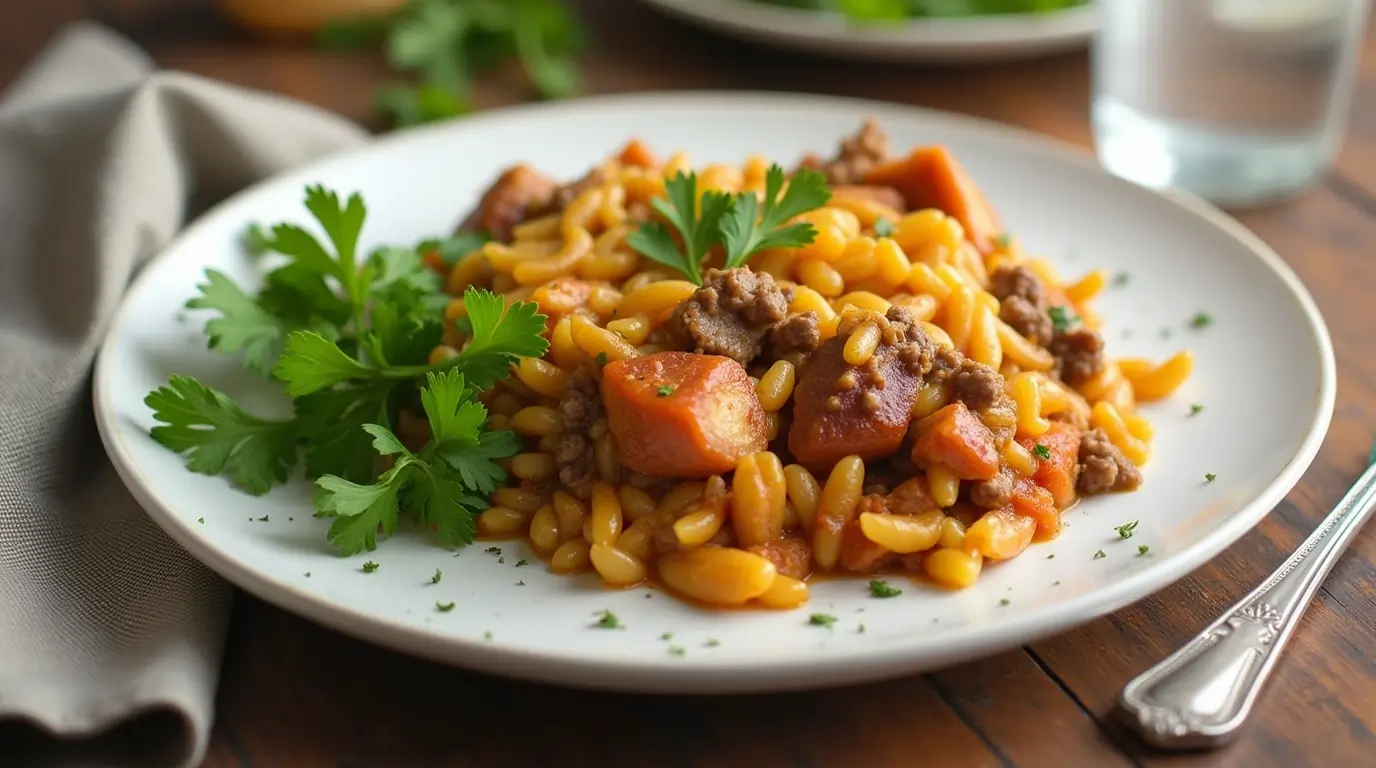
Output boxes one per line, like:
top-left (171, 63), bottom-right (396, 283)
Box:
top-left (6, 2), bottom-right (1375, 766)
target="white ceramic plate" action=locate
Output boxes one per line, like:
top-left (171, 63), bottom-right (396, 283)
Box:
top-left (637, 0), bottom-right (1098, 63)
top-left (95, 92), bottom-right (1334, 693)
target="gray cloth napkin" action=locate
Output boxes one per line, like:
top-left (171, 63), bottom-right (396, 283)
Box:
top-left (0, 23), bottom-right (366, 767)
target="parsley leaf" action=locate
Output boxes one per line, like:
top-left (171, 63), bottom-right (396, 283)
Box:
top-left (1115, 520), bottom-right (1139, 539)
top-left (1048, 305), bottom-right (1078, 333)
top-left (1189, 403), bottom-right (1204, 416)
top-left (656, 385), bottom-right (674, 397)
top-left (1205, 473), bottom-right (1217, 483)
top-left (1137, 544), bottom-right (1150, 556)
top-left (187, 270), bottom-right (293, 376)
top-left (1092, 549), bottom-right (1107, 560)
top-left (362, 561), bottom-right (380, 573)
top-left (446, 287), bottom-right (550, 389)
top-left (145, 376), bottom-right (297, 495)
top-left (436, 601), bottom-right (455, 612)
top-left (1032, 443), bottom-right (1052, 460)
top-left (593, 610), bottom-right (624, 629)
top-left (315, 459), bottom-right (409, 556)
top-left (720, 165), bottom-right (830, 268)
top-left (874, 217), bottom-right (895, 238)
top-left (627, 171), bottom-right (733, 285)
top-left (431, 569), bottom-right (443, 584)
top-left (273, 331), bottom-right (374, 396)
top-left (1189, 311), bottom-right (1213, 329)
top-left (868, 580), bottom-right (902, 598)
top-left (809, 613), bottom-right (838, 629)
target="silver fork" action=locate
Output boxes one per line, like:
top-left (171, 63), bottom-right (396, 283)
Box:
top-left (1118, 459), bottom-right (1376, 748)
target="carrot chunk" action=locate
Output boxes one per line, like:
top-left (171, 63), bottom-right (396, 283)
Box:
top-left (616, 139), bottom-right (659, 169)
top-left (1010, 476), bottom-right (1060, 537)
top-left (910, 402), bottom-right (999, 481)
top-left (601, 352), bottom-right (767, 478)
top-left (863, 146), bottom-right (1002, 254)
top-left (1020, 421), bottom-right (1081, 509)
top-left (788, 336), bottom-right (925, 471)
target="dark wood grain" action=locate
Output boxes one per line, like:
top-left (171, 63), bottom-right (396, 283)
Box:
top-left (3, 1), bottom-right (1374, 766)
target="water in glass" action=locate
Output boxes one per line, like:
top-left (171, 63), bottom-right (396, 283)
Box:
top-left (1093, 0), bottom-right (1370, 207)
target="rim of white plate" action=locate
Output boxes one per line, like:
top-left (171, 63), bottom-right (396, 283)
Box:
top-left (94, 91), bottom-right (1335, 689)
top-left (637, 0), bottom-right (1099, 46)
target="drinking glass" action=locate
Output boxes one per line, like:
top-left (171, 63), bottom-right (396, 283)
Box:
top-left (1093, 0), bottom-right (1371, 208)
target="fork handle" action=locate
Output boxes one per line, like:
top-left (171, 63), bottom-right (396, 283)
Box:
top-left (1118, 460), bottom-right (1376, 749)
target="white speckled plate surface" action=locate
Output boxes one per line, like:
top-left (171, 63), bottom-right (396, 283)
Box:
top-left (637, 0), bottom-right (1098, 63)
top-left (94, 92), bottom-right (1334, 693)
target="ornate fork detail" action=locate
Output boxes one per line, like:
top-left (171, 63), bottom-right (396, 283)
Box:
top-left (1119, 460), bottom-right (1376, 748)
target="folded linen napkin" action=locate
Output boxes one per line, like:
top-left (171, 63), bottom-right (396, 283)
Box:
top-left (0, 24), bottom-right (366, 767)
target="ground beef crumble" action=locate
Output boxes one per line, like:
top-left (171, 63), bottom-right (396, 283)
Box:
top-left (457, 164), bottom-right (556, 242)
top-left (1077, 427), bottom-right (1142, 494)
top-left (797, 119), bottom-right (892, 186)
top-left (1050, 329), bottom-right (1106, 386)
top-left (664, 268), bottom-right (790, 364)
top-left (556, 367), bottom-right (602, 498)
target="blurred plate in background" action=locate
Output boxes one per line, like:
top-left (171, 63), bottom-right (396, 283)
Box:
top-left (637, 0), bottom-right (1099, 63)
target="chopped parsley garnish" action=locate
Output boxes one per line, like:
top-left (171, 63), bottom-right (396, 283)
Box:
top-left (516, 580), bottom-right (525, 586)
top-left (1053, 580), bottom-right (1062, 586)
top-left (1189, 311), bottom-right (1213, 329)
top-left (1112, 271), bottom-right (1130, 287)
top-left (1115, 520), bottom-right (1139, 539)
top-left (1189, 404), bottom-right (1204, 416)
top-left (483, 631), bottom-right (493, 641)
top-left (1046, 554), bottom-right (1055, 559)
top-left (515, 559), bottom-right (530, 567)
top-left (704, 638), bottom-right (720, 648)
top-left (197, 517), bottom-right (205, 524)
top-left (435, 601), bottom-right (455, 612)
top-left (594, 351), bottom-right (608, 367)
top-left (430, 569), bottom-right (443, 584)
top-left (627, 166), bottom-right (830, 284)
top-left (1205, 473), bottom-right (1217, 483)
top-left (1092, 550), bottom-right (1106, 560)
top-left (868, 580), bottom-right (903, 598)
top-left (256, 515), bottom-right (270, 522)
top-left (874, 218), bottom-right (896, 238)
top-left (1048, 305), bottom-right (1078, 333)
top-left (656, 385), bottom-right (674, 397)
top-left (1137, 545), bottom-right (1150, 556)
top-left (362, 561), bottom-right (380, 573)
top-left (145, 185), bottom-right (549, 556)
top-left (998, 598), bottom-right (1010, 607)
top-left (857, 623), bottom-right (866, 634)
top-left (809, 613), bottom-right (838, 629)
top-left (592, 610), bottom-right (623, 629)
top-left (660, 632), bottom-right (674, 641)
top-left (1032, 444), bottom-right (1052, 460)
top-left (304, 572), bottom-right (311, 577)
top-left (668, 645), bottom-right (685, 657)
top-left (484, 546), bottom-right (502, 555)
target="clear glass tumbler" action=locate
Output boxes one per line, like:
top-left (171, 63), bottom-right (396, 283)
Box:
top-left (1092, 0), bottom-right (1371, 208)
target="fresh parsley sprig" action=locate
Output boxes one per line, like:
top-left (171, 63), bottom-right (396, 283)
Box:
top-left (626, 165), bottom-right (831, 285)
top-left (147, 183), bottom-right (549, 556)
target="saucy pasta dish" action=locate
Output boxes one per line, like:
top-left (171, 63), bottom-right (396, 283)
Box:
top-left (419, 120), bottom-right (1193, 609)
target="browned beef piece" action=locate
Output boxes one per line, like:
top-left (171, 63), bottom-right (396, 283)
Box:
top-left (770, 311), bottom-right (822, 359)
top-left (951, 360), bottom-right (1004, 412)
top-left (545, 167), bottom-right (608, 214)
top-left (1076, 427), bottom-right (1142, 494)
top-left (798, 119), bottom-right (892, 186)
top-left (1001, 295), bottom-right (1054, 347)
top-left (457, 164), bottom-right (557, 242)
top-left (990, 265), bottom-right (1054, 345)
top-left (1050, 329), bottom-right (1106, 386)
top-left (989, 264), bottom-right (1045, 306)
top-left (556, 367), bottom-right (602, 498)
top-left (664, 268), bottom-right (790, 364)
top-left (969, 469), bottom-right (1015, 508)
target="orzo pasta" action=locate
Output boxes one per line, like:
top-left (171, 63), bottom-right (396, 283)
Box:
top-left (431, 120), bottom-right (1191, 607)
